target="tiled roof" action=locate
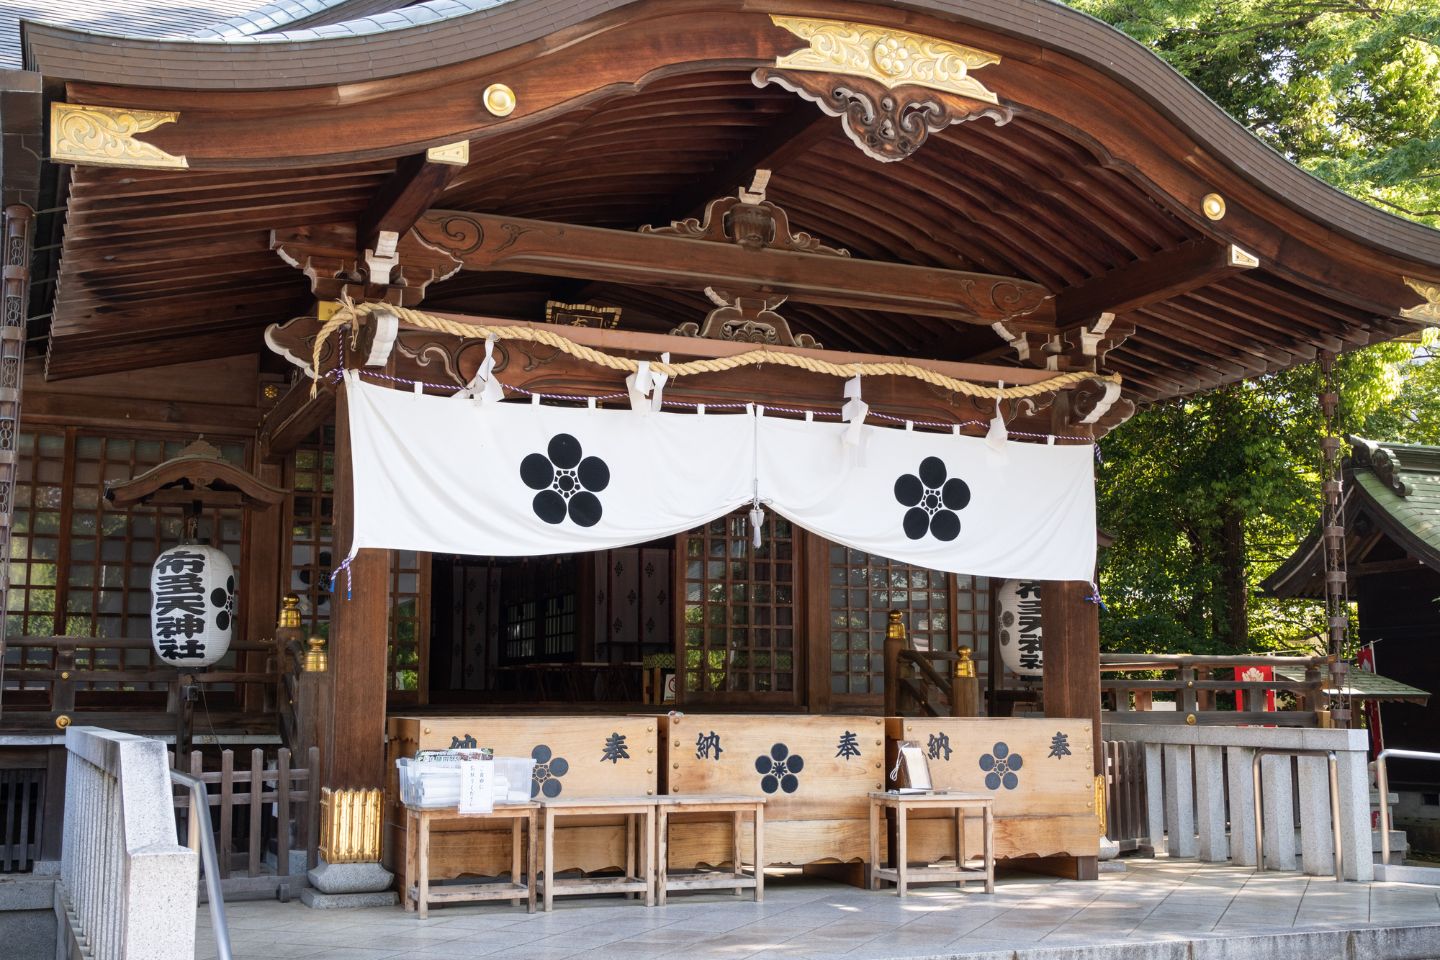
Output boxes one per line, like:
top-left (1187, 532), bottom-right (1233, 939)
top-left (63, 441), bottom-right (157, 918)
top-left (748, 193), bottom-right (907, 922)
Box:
top-left (0, 0), bottom-right (264, 70)
top-left (1265, 436), bottom-right (1440, 598)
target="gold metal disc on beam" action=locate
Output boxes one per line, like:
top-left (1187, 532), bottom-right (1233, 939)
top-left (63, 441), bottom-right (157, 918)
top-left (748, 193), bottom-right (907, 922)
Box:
top-left (1201, 193), bottom-right (1227, 221)
top-left (484, 84), bottom-right (517, 117)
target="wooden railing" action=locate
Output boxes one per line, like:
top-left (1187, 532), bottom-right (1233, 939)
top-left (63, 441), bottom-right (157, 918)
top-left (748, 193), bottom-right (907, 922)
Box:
top-left (1101, 653), bottom-right (1327, 726)
top-left (170, 745), bottom-right (321, 898)
top-left (1, 634), bottom-right (279, 736)
top-left (1101, 739), bottom-right (1147, 851)
top-left (276, 633), bottom-right (329, 782)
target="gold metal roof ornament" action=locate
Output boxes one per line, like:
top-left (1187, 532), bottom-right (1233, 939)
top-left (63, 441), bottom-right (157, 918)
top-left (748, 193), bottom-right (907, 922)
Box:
top-left (50, 103), bottom-right (188, 169)
top-left (1400, 278), bottom-right (1440, 324)
top-left (770, 15), bottom-right (1001, 104)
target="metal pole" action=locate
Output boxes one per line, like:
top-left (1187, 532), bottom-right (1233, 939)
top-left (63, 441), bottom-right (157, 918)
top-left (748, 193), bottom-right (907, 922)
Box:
top-left (1252, 751), bottom-right (1265, 871)
top-left (1378, 753), bottom-right (1391, 866)
top-left (171, 770), bottom-right (232, 960)
top-left (1327, 752), bottom-right (1342, 882)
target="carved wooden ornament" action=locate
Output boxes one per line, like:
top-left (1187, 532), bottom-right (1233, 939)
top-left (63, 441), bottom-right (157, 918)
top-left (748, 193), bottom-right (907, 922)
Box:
top-left (760, 16), bottom-right (1011, 162)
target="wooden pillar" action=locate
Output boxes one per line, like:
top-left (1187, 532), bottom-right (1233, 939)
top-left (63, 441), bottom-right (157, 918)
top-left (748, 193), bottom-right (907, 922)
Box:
top-left (325, 376), bottom-right (392, 790)
top-left (1040, 579), bottom-right (1101, 769)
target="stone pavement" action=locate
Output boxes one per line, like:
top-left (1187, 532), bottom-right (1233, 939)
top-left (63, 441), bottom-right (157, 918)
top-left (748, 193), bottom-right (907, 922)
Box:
top-left (196, 860), bottom-right (1440, 960)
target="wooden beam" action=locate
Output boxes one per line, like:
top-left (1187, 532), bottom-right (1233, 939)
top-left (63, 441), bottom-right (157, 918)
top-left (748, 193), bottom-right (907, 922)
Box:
top-left (413, 210), bottom-right (1055, 326)
top-left (357, 151), bottom-right (462, 266)
top-left (258, 374), bottom-right (335, 461)
top-left (1054, 240), bottom-right (1257, 330)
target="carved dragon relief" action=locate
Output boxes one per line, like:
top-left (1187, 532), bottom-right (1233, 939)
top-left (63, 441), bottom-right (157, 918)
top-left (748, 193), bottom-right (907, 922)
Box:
top-left (759, 16), bottom-right (1011, 163)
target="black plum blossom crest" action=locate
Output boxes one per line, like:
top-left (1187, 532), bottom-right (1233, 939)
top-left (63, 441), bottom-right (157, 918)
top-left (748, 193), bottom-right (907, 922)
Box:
top-left (894, 456), bottom-right (970, 541)
top-left (211, 574), bottom-right (236, 632)
top-left (755, 742), bottom-right (805, 794)
top-left (521, 434), bottom-right (610, 527)
top-left (530, 744), bottom-right (570, 798)
top-left (978, 741), bottom-right (1023, 790)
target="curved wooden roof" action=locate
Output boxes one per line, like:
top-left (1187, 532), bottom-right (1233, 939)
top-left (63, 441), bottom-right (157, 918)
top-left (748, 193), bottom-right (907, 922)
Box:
top-left (18, 0), bottom-right (1440, 402)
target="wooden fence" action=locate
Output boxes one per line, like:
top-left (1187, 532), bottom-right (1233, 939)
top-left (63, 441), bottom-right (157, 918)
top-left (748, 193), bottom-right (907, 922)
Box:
top-left (170, 745), bottom-right (320, 898)
top-left (0, 768), bottom-right (43, 872)
top-left (2, 634), bottom-right (279, 737)
top-left (1100, 653), bottom-right (1326, 726)
top-left (1102, 739), bottom-right (1148, 852)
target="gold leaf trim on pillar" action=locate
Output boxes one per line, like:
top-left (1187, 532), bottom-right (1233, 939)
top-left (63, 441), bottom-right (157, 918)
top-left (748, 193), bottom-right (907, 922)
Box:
top-left (50, 103), bottom-right (188, 169)
top-left (770, 15), bottom-right (1000, 104)
top-left (1400, 277), bottom-right (1440, 324)
top-left (319, 787), bottom-right (384, 863)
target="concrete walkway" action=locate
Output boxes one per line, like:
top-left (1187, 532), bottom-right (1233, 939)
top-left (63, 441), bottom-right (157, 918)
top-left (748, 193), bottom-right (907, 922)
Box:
top-left (196, 860), bottom-right (1440, 960)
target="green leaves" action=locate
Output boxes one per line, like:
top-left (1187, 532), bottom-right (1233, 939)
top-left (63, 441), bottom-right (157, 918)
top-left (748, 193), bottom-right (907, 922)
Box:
top-left (1068, 0), bottom-right (1440, 227)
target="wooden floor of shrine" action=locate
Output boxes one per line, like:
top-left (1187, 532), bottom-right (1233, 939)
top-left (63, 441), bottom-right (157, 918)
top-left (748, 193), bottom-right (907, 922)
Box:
top-left (195, 860), bottom-right (1440, 960)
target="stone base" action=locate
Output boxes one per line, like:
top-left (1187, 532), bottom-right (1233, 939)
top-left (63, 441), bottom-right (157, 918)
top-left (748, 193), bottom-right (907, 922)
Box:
top-left (300, 888), bottom-right (399, 910)
top-left (307, 860), bottom-right (394, 895)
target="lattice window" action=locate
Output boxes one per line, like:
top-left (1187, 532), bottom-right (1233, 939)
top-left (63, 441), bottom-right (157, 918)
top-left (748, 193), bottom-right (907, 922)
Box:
top-left (7, 431), bottom-right (62, 641)
top-left (389, 550), bottom-right (427, 693)
top-left (5, 429), bottom-right (245, 689)
top-left (680, 510), bottom-right (795, 697)
top-left (825, 546), bottom-right (990, 697)
top-left (954, 574), bottom-right (991, 667)
top-left (286, 430), bottom-right (335, 639)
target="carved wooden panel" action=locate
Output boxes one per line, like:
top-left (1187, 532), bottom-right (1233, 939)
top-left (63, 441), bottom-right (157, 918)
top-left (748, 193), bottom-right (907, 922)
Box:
top-left (752, 68), bottom-right (1012, 163)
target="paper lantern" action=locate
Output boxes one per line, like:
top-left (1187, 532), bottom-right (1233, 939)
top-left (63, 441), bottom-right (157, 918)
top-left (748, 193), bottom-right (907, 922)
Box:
top-left (150, 544), bottom-right (236, 668)
top-left (995, 579), bottom-right (1044, 677)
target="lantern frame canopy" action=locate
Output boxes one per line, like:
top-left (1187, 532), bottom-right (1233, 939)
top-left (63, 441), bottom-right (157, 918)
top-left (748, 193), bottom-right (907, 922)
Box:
top-left (106, 438), bottom-right (287, 511)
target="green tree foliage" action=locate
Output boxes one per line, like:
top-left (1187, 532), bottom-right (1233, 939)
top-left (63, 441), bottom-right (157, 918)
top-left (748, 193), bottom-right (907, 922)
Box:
top-left (1065, 0), bottom-right (1440, 653)
top-left (1068, 0), bottom-right (1440, 225)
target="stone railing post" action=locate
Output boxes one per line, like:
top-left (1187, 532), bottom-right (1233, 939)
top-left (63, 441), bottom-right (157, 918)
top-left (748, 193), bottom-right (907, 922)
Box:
top-left (58, 727), bottom-right (197, 960)
top-left (1103, 722), bottom-right (1371, 880)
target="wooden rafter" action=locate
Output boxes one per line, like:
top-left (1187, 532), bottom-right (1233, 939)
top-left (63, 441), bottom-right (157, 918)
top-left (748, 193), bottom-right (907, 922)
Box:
top-left (357, 150), bottom-right (464, 277)
top-left (1053, 240), bottom-right (1258, 330)
top-left (411, 209), bottom-right (1056, 326)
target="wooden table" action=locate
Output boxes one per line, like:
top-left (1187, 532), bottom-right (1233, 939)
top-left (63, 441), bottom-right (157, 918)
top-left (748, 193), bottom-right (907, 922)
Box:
top-left (656, 795), bottom-right (765, 905)
top-left (403, 802), bottom-right (539, 918)
top-left (868, 791), bottom-right (994, 897)
top-left (538, 796), bottom-right (655, 911)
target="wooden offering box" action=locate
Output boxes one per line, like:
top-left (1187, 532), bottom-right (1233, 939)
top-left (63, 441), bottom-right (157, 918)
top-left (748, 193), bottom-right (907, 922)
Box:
top-left (386, 716), bottom-right (658, 879)
top-left (661, 714), bottom-right (886, 867)
top-left (886, 718), bottom-right (1098, 862)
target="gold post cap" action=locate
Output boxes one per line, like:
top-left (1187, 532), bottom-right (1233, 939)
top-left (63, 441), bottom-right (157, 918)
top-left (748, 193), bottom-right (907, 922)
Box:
top-left (304, 635), bottom-right (329, 672)
top-left (886, 609), bottom-right (907, 640)
top-left (279, 593), bottom-right (302, 629)
top-left (954, 646), bottom-right (976, 678)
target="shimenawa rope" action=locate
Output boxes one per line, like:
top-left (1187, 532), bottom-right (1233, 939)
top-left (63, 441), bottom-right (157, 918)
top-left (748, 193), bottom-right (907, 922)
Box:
top-left (310, 299), bottom-right (1120, 400)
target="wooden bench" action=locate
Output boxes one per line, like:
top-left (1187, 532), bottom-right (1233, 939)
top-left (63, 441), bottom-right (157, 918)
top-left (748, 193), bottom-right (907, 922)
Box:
top-left (868, 791), bottom-right (994, 897)
top-left (402, 802), bottom-right (538, 918)
top-left (656, 795), bottom-right (765, 905)
top-left (538, 796), bottom-right (655, 911)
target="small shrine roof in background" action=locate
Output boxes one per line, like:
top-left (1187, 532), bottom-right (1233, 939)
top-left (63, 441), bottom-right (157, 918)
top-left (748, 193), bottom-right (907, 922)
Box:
top-left (1273, 666), bottom-right (1429, 705)
top-left (105, 437), bottom-right (287, 510)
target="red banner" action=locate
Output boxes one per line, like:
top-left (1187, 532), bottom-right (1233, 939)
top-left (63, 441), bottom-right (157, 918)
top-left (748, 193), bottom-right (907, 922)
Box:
top-left (1235, 665), bottom-right (1275, 712)
top-left (1358, 644), bottom-right (1383, 757)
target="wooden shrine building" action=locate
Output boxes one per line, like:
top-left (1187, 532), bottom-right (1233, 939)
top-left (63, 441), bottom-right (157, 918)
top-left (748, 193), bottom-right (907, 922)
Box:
top-left (1, 0), bottom-right (1439, 880)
